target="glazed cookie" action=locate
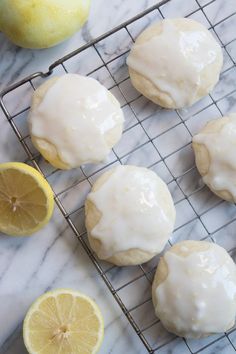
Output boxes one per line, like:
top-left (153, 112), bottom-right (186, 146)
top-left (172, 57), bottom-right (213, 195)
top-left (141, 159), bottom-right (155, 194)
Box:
top-left (28, 74), bottom-right (124, 169)
top-left (127, 18), bottom-right (223, 109)
top-left (85, 165), bottom-right (176, 266)
top-left (152, 240), bottom-right (236, 338)
top-left (192, 113), bottom-right (236, 202)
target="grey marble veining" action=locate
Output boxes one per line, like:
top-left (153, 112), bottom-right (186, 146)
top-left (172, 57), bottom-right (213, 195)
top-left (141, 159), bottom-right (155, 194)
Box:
top-left (1, 0), bottom-right (236, 353)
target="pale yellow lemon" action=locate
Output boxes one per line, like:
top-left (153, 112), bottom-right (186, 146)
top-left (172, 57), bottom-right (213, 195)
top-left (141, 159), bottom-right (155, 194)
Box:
top-left (0, 162), bottom-right (54, 236)
top-left (23, 289), bottom-right (104, 354)
top-left (0, 0), bottom-right (90, 49)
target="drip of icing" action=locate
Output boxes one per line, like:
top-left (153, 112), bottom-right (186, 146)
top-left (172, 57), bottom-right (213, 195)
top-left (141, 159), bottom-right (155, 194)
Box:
top-left (154, 244), bottom-right (236, 337)
top-left (127, 19), bottom-right (222, 107)
top-left (29, 74), bottom-right (124, 167)
top-left (193, 114), bottom-right (236, 200)
top-left (87, 165), bottom-right (175, 259)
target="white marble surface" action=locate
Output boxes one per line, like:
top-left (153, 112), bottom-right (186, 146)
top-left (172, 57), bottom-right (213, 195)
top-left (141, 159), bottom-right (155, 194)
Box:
top-left (1, 0), bottom-right (236, 353)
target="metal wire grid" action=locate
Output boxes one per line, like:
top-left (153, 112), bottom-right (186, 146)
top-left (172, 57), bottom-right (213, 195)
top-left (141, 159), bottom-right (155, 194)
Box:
top-left (1, 0), bottom-right (236, 352)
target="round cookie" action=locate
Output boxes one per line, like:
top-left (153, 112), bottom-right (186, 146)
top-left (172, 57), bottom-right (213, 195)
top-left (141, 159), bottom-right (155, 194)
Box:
top-left (152, 240), bottom-right (236, 338)
top-left (127, 18), bottom-right (223, 109)
top-left (28, 74), bottom-right (124, 169)
top-left (192, 113), bottom-right (236, 202)
top-left (85, 165), bottom-right (176, 266)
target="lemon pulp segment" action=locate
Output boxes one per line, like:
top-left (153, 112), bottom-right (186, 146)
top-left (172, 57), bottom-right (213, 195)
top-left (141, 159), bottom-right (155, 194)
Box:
top-left (23, 289), bottom-right (104, 354)
top-left (0, 162), bottom-right (54, 236)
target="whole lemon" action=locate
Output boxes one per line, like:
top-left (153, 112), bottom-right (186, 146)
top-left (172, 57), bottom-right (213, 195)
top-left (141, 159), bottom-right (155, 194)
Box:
top-left (0, 0), bottom-right (90, 49)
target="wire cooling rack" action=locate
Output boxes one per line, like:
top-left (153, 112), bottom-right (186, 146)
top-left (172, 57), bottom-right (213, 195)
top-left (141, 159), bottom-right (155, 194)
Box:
top-left (1, 0), bottom-right (236, 353)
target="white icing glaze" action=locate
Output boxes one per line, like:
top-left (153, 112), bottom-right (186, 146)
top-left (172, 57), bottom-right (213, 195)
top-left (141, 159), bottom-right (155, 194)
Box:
top-left (127, 19), bottom-right (222, 107)
top-left (154, 243), bottom-right (236, 337)
top-left (193, 114), bottom-right (236, 200)
top-left (87, 165), bottom-right (176, 259)
top-left (29, 74), bottom-right (124, 168)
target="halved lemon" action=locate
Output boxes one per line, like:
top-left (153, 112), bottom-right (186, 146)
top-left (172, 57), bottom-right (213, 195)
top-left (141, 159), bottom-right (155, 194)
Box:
top-left (0, 162), bottom-right (54, 236)
top-left (23, 289), bottom-right (104, 354)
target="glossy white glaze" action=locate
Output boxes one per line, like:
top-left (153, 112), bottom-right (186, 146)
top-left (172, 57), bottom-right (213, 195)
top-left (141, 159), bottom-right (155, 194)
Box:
top-left (154, 243), bottom-right (236, 338)
top-left (127, 18), bottom-right (222, 107)
top-left (1, 0), bottom-right (236, 352)
top-left (29, 74), bottom-right (124, 168)
top-left (87, 165), bottom-right (176, 259)
top-left (193, 113), bottom-right (236, 201)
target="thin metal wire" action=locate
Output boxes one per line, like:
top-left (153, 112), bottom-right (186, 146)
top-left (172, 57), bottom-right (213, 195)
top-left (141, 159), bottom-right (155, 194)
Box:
top-left (1, 0), bottom-right (236, 353)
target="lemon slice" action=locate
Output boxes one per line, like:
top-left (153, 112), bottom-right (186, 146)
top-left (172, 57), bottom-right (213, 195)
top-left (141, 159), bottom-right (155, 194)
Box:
top-left (23, 289), bottom-right (104, 354)
top-left (0, 162), bottom-right (54, 236)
